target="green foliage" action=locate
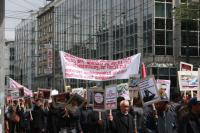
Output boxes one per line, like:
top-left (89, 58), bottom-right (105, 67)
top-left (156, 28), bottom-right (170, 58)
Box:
top-left (173, 3), bottom-right (200, 20)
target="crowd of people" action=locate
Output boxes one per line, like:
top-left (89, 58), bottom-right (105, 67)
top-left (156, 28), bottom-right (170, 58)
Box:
top-left (4, 92), bottom-right (200, 133)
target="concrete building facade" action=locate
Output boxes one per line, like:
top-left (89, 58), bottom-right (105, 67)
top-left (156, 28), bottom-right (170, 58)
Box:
top-left (14, 13), bottom-right (38, 91)
top-left (36, 3), bottom-right (55, 89)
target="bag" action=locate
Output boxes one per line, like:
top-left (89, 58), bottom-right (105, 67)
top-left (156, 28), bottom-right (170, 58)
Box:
top-left (11, 113), bottom-right (20, 123)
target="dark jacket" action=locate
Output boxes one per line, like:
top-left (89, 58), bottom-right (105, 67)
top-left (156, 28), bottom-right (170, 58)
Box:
top-left (110, 111), bottom-right (135, 133)
top-left (79, 107), bottom-right (93, 133)
top-left (31, 105), bottom-right (45, 130)
top-left (88, 111), bottom-right (108, 133)
top-left (178, 112), bottom-right (200, 133)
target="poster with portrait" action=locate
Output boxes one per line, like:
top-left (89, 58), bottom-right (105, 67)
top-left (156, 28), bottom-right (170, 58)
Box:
top-left (129, 74), bottom-right (140, 88)
top-left (10, 90), bottom-right (19, 99)
top-left (38, 88), bottom-right (51, 99)
top-left (93, 89), bottom-right (105, 111)
top-left (24, 97), bottom-right (32, 110)
top-left (197, 91), bottom-right (200, 101)
top-left (178, 71), bottom-right (198, 91)
top-left (66, 93), bottom-right (85, 111)
top-left (52, 93), bottom-right (71, 108)
top-left (87, 89), bottom-right (94, 106)
top-left (116, 83), bottom-right (130, 100)
top-left (19, 87), bottom-right (24, 97)
top-left (72, 88), bottom-right (86, 98)
top-left (180, 62), bottom-right (193, 71)
top-left (105, 85), bottom-right (117, 110)
top-left (156, 80), bottom-right (170, 101)
top-left (138, 76), bottom-right (160, 106)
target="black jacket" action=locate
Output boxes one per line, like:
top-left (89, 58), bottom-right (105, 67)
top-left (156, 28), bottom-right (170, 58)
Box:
top-left (31, 105), bottom-right (45, 130)
top-left (110, 112), bottom-right (135, 133)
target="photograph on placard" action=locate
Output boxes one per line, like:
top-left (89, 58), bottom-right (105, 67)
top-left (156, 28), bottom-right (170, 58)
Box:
top-left (197, 91), bottom-right (200, 101)
top-left (38, 88), bottom-right (51, 100)
top-left (129, 74), bottom-right (141, 87)
top-left (72, 88), bottom-right (85, 98)
top-left (19, 87), bottom-right (24, 97)
top-left (138, 76), bottom-right (160, 106)
top-left (116, 83), bottom-right (130, 100)
top-left (52, 93), bottom-right (71, 108)
top-left (93, 89), bottom-right (105, 111)
top-left (105, 85), bottom-right (117, 110)
top-left (178, 71), bottom-right (198, 91)
top-left (156, 80), bottom-right (170, 100)
top-left (66, 93), bottom-right (85, 112)
top-left (180, 62), bottom-right (193, 71)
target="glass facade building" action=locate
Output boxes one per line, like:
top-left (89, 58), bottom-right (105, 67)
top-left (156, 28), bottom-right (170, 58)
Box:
top-left (40, 0), bottom-right (200, 91)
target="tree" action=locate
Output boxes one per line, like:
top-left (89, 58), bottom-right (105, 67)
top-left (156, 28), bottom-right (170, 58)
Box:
top-left (173, 1), bottom-right (200, 20)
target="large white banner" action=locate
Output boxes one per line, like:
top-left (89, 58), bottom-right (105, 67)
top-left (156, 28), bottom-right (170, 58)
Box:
top-left (60, 51), bottom-right (141, 81)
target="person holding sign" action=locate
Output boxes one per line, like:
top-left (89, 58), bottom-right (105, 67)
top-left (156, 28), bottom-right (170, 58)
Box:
top-left (108, 100), bottom-right (135, 133)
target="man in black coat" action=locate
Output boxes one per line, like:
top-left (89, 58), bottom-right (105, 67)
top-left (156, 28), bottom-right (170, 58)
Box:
top-left (108, 100), bottom-right (135, 133)
top-left (31, 99), bottom-right (45, 133)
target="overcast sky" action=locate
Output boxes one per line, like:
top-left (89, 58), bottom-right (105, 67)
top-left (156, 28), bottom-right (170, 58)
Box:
top-left (5, 0), bottom-right (47, 40)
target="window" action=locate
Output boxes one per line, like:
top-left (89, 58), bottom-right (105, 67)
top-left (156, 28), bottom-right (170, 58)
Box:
top-left (155, 46), bottom-right (165, 55)
top-left (155, 3), bottom-right (165, 17)
top-left (155, 18), bottom-right (165, 29)
top-left (166, 31), bottom-right (172, 46)
top-left (155, 30), bottom-right (165, 45)
top-left (166, 19), bottom-right (172, 30)
top-left (166, 4), bottom-right (172, 18)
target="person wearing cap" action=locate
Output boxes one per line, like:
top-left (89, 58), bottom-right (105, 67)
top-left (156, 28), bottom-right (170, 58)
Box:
top-left (178, 97), bottom-right (200, 133)
top-left (108, 100), bottom-right (135, 133)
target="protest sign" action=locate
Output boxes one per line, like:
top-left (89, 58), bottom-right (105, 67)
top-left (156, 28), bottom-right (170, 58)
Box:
top-left (116, 83), bottom-right (130, 100)
top-left (24, 97), bottom-right (32, 110)
top-left (19, 87), bottom-right (24, 97)
top-left (178, 71), bottom-right (198, 91)
top-left (180, 62), bottom-right (193, 71)
top-left (138, 76), bottom-right (160, 106)
top-left (129, 74), bottom-right (140, 88)
top-left (38, 88), bottom-right (51, 99)
top-left (66, 93), bottom-right (85, 111)
top-left (60, 51), bottom-right (141, 81)
top-left (93, 89), bottom-right (105, 111)
top-left (105, 85), bottom-right (117, 110)
top-left (197, 91), bottom-right (200, 101)
top-left (52, 93), bottom-right (71, 108)
top-left (10, 91), bottom-right (19, 99)
top-left (157, 80), bottom-right (170, 100)
top-left (72, 88), bottom-right (86, 98)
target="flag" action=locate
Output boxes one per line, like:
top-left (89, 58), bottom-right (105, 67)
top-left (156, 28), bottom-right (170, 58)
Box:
top-left (9, 78), bottom-right (33, 97)
top-left (141, 63), bottom-right (147, 79)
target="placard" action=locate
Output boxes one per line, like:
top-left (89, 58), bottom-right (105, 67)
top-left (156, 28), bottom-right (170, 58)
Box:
top-left (178, 71), bottom-right (198, 91)
top-left (66, 93), bottom-right (85, 112)
top-left (129, 74), bottom-right (140, 87)
top-left (52, 93), bottom-right (71, 108)
top-left (72, 88), bottom-right (86, 98)
top-left (157, 80), bottom-right (171, 100)
top-left (93, 89), bottom-right (105, 111)
top-left (116, 83), bottom-right (130, 100)
top-left (138, 76), bottom-right (160, 106)
top-left (180, 62), bottom-right (193, 71)
top-left (19, 87), bottom-right (24, 97)
top-left (105, 85), bottom-right (117, 110)
top-left (10, 91), bottom-right (19, 99)
top-left (38, 88), bottom-right (51, 99)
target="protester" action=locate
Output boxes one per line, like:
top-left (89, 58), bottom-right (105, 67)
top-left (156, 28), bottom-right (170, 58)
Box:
top-left (178, 97), bottom-right (200, 133)
top-left (108, 100), bottom-right (135, 133)
top-left (31, 99), bottom-right (45, 133)
top-left (79, 101), bottom-right (93, 133)
top-left (88, 110), bottom-right (108, 133)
